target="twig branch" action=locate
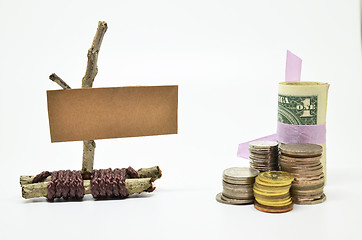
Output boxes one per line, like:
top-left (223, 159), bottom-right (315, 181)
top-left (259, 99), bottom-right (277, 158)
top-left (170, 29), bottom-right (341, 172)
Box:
top-left (82, 140), bottom-right (96, 179)
top-left (22, 178), bottom-right (154, 199)
top-left (20, 166), bottom-right (162, 186)
top-left (138, 166), bottom-right (162, 181)
top-left (81, 21), bottom-right (108, 178)
top-left (49, 73), bottom-right (71, 89)
top-left (82, 21), bottom-right (108, 88)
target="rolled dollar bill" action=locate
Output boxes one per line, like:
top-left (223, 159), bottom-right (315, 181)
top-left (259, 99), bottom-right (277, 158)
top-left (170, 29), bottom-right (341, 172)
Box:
top-left (278, 81), bottom-right (329, 177)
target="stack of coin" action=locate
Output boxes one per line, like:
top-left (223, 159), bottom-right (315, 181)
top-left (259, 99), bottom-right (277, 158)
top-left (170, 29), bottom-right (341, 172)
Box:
top-left (216, 167), bottom-right (259, 205)
top-left (249, 141), bottom-right (279, 172)
top-left (253, 171), bottom-right (294, 213)
top-left (279, 143), bottom-right (326, 205)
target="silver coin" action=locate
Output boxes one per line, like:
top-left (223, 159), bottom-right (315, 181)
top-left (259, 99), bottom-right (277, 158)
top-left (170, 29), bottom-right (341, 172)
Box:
top-left (216, 192), bottom-right (254, 205)
top-left (250, 157), bottom-right (278, 163)
top-left (250, 165), bottom-right (279, 172)
top-left (222, 181), bottom-right (253, 189)
top-left (250, 149), bottom-right (278, 155)
top-left (250, 161), bottom-right (278, 167)
top-left (223, 167), bottom-right (259, 180)
top-left (223, 177), bottom-right (255, 185)
top-left (250, 155), bottom-right (277, 161)
top-left (222, 185), bottom-right (254, 199)
top-left (249, 141), bottom-right (279, 151)
top-left (250, 159), bottom-right (278, 164)
top-left (222, 192), bottom-right (254, 200)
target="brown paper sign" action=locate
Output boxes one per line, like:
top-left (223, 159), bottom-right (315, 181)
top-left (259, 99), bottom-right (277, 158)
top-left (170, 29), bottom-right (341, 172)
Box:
top-left (47, 86), bottom-right (178, 142)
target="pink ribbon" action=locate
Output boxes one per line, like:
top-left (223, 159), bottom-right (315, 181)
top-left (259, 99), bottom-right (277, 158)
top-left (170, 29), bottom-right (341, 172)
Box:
top-left (277, 122), bottom-right (326, 145)
top-left (285, 50), bottom-right (302, 82)
top-left (237, 50), bottom-right (304, 159)
top-left (237, 134), bottom-right (277, 159)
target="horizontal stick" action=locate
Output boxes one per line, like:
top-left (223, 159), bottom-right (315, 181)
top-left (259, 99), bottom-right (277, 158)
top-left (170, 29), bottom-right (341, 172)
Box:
top-left (137, 166), bottom-right (162, 181)
top-left (22, 178), bottom-right (153, 199)
top-left (20, 166), bottom-right (162, 186)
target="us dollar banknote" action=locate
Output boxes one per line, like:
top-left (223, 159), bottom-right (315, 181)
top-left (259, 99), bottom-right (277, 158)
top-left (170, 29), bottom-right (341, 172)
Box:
top-left (278, 95), bottom-right (318, 125)
top-left (277, 82), bottom-right (329, 178)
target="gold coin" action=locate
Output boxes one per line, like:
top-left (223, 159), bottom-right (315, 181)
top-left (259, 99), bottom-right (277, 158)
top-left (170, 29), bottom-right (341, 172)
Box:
top-left (253, 182), bottom-right (290, 193)
top-left (255, 177), bottom-right (291, 187)
top-left (257, 171), bottom-right (294, 185)
top-left (254, 201), bottom-right (293, 213)
top-left (253, 187), bottom-right (290, 197)
top-left (255, 195), bottom-right (291, 203)
top-left (254, 192), bottom-right (290, 200)
top-left (255, 198), bottom-right (292, 207)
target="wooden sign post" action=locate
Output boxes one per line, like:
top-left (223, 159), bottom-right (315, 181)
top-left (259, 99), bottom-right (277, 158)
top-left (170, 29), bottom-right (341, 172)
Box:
top-left (20, 21), bottom-right (177, 201)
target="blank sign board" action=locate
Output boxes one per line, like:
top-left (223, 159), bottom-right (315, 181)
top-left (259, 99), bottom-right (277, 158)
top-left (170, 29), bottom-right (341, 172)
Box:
top-left (47, 86), bottom-right (178, 142)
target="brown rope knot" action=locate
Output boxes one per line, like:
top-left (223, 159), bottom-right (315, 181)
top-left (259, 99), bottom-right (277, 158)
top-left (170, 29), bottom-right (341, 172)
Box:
top-left (32, 167), bottom-right (139, 200)
top-left (47, 170), bottom-right (85, 200)
top-left (90, 167), bottom-right (138, 199)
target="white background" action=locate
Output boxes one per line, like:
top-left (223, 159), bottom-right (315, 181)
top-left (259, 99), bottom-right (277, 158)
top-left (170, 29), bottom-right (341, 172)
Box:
top-left (0, 0), bottom-right (361, 239)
